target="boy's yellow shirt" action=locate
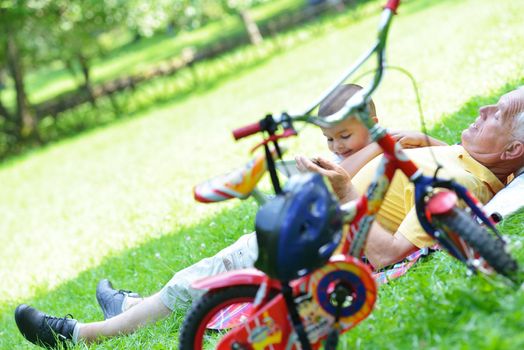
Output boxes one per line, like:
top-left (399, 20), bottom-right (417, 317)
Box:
top-left (352, 145), bottom-right (504, 248)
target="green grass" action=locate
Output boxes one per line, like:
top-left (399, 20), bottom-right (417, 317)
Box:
top-left (1, 0), bottom-right (524, 348)
top-left (340, 244), bottom-right (524, 349)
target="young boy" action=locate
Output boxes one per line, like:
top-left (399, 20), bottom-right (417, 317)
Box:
top-left (318, 83), bottom-right (378, 163)
top-left (296, 83), bottom-right (382, 181)
top-left (14, 83), bottom-right (380, 348)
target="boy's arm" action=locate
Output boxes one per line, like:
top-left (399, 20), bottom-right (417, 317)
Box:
top-left (338, 130), bottom-right (448, 178)
top-left (338, 143), bottom-right (383, 178)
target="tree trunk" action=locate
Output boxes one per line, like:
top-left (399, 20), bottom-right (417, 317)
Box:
top-left (0, 71), bottom-right (12, 121)
top-left (63, 58), bottom-right (82, 85)
top-left (6, 30), bottom-right (37, 140)
top-left (77, 53), bottom-right (96, 106)
top-left (239, 10), bottom-right (263, 46)
top-left (0, 97), bottom-right (12, 122)
top-left (332, 0), bottom-right (346, 11)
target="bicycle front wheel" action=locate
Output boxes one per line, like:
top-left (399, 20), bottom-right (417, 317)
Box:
top-left (178, 285), bottom-right (274, 350)
top-left (433, 208), bottom-right (518, 278)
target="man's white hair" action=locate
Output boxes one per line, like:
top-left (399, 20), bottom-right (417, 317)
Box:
top-left (514, 115), bottom-right (524, 176)
top-left (513, 86), bottom-right (524, 175)
top-left (511, 86), bottom-right (524, 142)
top-left (512, 110), bottom-right (524, 142)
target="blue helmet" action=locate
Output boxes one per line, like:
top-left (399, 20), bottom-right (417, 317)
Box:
top-left (254, 173), bottom-right (343, 281)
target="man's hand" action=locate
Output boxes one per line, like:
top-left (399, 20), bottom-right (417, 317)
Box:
top-left (390, 130), bottom-right (447, 148)
top-left (295, 155), bottom-right (358, 203)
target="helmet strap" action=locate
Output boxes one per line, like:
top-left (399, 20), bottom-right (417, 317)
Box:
top-left (281, 283), bottom-right (312, 350)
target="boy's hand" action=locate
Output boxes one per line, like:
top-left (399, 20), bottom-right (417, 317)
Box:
top-left (295, 155), bottom-right (358, 203)
top-left (295, 155), bottom-right (332, 173)
top-left (390, 130), bottom-right (447, 148)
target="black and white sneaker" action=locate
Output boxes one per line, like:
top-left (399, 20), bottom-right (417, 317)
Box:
top-left (96, 279), bottom-right (141, 319)
top-left (14, 304), bottom-right (77, 349)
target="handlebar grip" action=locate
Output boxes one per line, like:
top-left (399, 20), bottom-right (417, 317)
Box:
top-left (384, 0), bottom-right (400, 12)
top-left (232, 121), bottom-right (262, 140)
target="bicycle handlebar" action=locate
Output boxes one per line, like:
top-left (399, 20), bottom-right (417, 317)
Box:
top-left (384, 0), bottom-right (400, 12)
top-left (232, 0), bottom-right (400, 138)
top-left (232, 121), bottom-right (262, 140)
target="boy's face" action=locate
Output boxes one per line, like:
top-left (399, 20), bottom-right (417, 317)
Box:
top-left (321, 118), bottom-right (371, 159)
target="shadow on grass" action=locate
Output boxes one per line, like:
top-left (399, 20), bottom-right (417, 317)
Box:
top-left (0, 200), bottom-right (257, 349)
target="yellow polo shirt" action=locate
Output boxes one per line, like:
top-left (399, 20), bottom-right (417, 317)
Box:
top-left (352, 145), bottom-right (504, 248)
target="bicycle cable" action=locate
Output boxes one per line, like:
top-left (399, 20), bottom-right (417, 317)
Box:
top-left (385, 65), bottom-right (444, 171)
top-left (351, 65), bottom-right (444, 170)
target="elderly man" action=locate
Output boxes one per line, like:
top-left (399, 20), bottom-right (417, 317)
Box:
top-left (298, 87), bottom-right (524, 268)
top-left (14, 87), bottom-right (524, 348)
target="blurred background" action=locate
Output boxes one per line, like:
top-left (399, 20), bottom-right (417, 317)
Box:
top-left (0, 0), bottom-right (362, 161)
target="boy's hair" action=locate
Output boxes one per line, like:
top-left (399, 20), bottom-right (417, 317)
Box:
top-left (318, 83), bottom-right (376, 118)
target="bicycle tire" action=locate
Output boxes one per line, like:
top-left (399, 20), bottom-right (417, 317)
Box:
top-left (433, 208), bottom-right (518, 278)
top-left (179, 285), bottom-right (277, 350)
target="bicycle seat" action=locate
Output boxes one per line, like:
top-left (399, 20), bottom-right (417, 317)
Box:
top-left (194, 152), bottom-right (268, 203)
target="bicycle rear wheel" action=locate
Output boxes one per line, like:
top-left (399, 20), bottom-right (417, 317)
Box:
top-left (432, 208), bottom-right (518, 278)
top-left (179, 285), bottom-right (276, 350)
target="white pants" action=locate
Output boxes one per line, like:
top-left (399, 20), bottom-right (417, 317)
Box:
top-left (159, 233), bottom-right (258, 310)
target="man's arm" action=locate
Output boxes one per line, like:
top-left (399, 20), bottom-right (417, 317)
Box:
top-left (364, 222), bottom-right (419, 269)
top-left (295, 156), bottom-right (419, 267)
top-left (390, 130), bottom-right (448, 148)
top-left (336, 129), bottom-right (446, 176)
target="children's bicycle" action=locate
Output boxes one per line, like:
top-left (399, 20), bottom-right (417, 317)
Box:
top-left (180, 0), bottom-right (519, 348)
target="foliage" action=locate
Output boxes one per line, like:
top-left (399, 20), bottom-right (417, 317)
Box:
top-left (0, 0), bottom-right (317, 155)
top-left (0, 0), bottom-right (373, 160)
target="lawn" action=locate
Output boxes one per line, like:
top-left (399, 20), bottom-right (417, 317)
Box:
top-left (1, 0), bottom-right (524, 349)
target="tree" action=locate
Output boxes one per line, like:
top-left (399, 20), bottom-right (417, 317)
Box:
top-left (0, 0), bottom-right (129, 141)
top-left (43, 1), bottom-right (129, 104)
top-left (220, 0), bottom-right (265, 45)
top-left (0, 67), bottom-right (13, 123)
top-left (0, 4), bottom-right (38, 141)
top-left (125, 0), bottom-right (174, 37)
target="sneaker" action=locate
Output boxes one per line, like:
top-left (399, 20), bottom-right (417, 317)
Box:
top-left (14, 304), bottom-right (77, 349)
top-left (96, 279), bottom-right (141, 319)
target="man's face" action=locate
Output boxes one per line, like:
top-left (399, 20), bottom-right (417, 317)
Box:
top-left (321, 118), bottom-right (371, 160)
top-left (461, 89), bottom-right (524, 163)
